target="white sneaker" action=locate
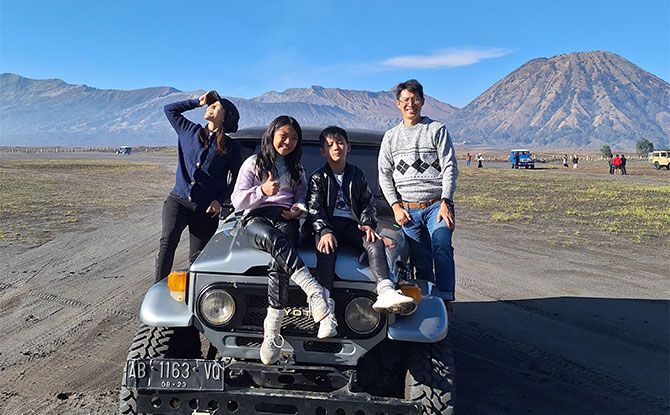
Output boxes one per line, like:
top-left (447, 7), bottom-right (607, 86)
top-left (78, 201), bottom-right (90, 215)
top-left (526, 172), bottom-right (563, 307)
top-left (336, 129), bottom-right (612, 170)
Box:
top-left (291, 268), bottom-right (330, 323)
top-left (317, 298), bottom-right (337, 338)
top-left (260, 333), bottom-right (284, 365)
top-left (308, 288), bottom-right (330, 323)
top-left (260, 307), bottom-right (285, 365)
top-left (373, 281), bottom-right (415, 314)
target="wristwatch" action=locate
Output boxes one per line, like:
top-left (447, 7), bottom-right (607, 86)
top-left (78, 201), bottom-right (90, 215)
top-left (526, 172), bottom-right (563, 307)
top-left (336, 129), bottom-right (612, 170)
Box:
top-left (442, 198), bottom-right (453, 206)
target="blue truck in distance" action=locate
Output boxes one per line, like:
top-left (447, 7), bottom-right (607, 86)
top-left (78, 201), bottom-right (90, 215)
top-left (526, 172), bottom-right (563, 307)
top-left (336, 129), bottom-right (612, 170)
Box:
top-left (510, 149), bottom-right (535, 169)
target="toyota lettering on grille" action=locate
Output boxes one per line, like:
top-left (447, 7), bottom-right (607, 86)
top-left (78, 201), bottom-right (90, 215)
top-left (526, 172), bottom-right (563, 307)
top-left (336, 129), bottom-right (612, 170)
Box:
top-left (284, 306), bottom-right (311, 318)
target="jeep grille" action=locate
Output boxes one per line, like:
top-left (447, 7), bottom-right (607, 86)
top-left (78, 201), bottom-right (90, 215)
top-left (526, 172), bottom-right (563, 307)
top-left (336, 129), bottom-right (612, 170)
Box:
top-left (197, 284), bottom-right (385, 339)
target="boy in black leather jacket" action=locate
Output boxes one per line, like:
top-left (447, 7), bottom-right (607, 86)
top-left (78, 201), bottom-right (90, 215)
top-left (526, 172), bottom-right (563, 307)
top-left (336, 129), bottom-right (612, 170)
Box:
top-left (307, 126), bottom-right (414, 338)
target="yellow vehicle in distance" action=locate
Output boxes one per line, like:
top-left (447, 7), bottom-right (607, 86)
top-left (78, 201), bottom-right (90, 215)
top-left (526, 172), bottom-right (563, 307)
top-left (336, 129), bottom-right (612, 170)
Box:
top-left (649, 150), bottom-right (670, 170)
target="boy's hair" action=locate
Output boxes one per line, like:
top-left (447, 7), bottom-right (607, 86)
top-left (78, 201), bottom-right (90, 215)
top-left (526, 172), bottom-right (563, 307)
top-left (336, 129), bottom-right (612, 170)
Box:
top-left (394, 79), bottom-right (424, 102)
top-left (318, 126), bottom-right (348, 147)
top-left (256, 115), bottom-right (304, 184)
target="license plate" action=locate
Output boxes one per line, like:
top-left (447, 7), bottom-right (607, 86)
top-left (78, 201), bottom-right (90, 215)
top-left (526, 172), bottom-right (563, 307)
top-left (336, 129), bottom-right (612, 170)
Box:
top-left (125, 359), bottom-right (225, 391)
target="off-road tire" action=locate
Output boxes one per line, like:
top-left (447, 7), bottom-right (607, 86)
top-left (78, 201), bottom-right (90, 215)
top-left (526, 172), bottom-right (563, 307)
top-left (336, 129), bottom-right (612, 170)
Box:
top-left (119, 325), bottom-right (203, 414)
top-left (404, 339), bottom-right (456, 415)
top-left (355, 340), bottom-right (404, 398)
top-left (119, 325), bottom-right (175, 414)
top-left (654, 162), bottom-right (660, 170)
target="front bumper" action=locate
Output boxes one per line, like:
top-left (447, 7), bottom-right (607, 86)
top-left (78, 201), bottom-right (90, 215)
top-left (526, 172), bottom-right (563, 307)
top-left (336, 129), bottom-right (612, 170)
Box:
top-left (132, 388), bottom-right (421, 414)
top-left (126, 358), bottom-right (421, 414)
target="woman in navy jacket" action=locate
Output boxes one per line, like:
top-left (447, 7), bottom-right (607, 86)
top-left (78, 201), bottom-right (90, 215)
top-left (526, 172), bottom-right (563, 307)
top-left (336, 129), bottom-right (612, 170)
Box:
top-left (156, 91), bottom-right (242, 283)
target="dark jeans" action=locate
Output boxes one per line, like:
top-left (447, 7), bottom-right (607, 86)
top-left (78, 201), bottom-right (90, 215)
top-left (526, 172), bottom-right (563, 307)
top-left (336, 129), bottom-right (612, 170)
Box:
top-left (242, 206), bottom-right (302, 309)
top-left (315, 217), bottom-right (389, 292)
top-left (155, 194), bottom-right (219, 282)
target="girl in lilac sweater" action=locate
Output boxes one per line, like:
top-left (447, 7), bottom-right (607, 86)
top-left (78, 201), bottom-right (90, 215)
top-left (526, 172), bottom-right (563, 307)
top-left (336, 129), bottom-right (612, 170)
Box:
top-left (231, 116), bottom-right (336, 365)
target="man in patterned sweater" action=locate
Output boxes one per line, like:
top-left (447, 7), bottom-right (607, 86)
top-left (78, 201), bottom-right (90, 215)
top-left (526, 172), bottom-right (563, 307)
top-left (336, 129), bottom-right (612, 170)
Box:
top-left (378, 79), bottom-right (458, 303)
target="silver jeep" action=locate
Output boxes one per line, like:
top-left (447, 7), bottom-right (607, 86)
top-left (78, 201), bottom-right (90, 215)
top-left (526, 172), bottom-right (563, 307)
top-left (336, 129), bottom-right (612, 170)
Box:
top-left (119, 128), bottom-right (455, 415)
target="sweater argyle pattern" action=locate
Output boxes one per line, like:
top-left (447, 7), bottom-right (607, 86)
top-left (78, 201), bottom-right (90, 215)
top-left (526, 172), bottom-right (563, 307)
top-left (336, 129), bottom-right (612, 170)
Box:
top-left (378, 117), bottom-right (458, 204)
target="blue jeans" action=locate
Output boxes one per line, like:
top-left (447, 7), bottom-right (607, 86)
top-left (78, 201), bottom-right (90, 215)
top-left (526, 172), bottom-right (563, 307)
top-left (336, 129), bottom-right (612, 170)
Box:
top-left (402, 201), bottom-right (455, 301)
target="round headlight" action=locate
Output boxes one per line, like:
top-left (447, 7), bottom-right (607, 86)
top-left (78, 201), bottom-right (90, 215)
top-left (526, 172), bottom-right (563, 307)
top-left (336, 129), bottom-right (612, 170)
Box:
top-left (344, 297), bottom-right (380, 334)
top-left (199, 289), bottom-right (235, 326)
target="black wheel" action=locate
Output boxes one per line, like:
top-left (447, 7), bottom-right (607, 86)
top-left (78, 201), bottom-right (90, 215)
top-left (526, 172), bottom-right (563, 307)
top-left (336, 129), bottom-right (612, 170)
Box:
top-left (404, 339), bottom-right (456, 415)
top-left (355, 340), bottom-right (404, 398)
top-left (119, 325), bottom-right (202, 414)
top-left (654, 162), bottom-right (660, 170)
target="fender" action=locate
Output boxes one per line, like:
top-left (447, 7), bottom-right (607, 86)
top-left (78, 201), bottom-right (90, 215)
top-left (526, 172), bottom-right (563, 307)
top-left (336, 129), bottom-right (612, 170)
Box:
top-left (387, 296), bottom-right (448, 343)
top-left (140, 280), bottom-right (193, 327)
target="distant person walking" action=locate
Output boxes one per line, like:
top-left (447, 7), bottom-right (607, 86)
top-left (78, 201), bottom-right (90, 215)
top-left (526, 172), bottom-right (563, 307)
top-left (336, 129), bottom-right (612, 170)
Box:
top-left (608, 156), bottom-right (614, 174)
top-left (562, 154), bottom-right (569, 168)
top-left (612, 154), bottom-right (622, 174)
top-left (620, 154), bottom-right (627, 175)
top-left (466, 152), bottom-right (472, 167)
top-left (512, 151), bottom-right (520, 169)
top-left (572, 153), bottom-right (579, 169)
top-left (477, 153), bottom-right (484, 168)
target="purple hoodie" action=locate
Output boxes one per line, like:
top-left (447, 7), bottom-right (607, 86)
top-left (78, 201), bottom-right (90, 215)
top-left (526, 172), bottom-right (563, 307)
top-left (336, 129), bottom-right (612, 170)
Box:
top-left (231, 154), bottom-right (307, 214)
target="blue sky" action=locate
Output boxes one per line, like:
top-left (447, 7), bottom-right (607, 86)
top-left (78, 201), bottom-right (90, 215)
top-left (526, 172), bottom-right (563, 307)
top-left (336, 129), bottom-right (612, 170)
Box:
top-left (1, 0), bottom-right (668, 107)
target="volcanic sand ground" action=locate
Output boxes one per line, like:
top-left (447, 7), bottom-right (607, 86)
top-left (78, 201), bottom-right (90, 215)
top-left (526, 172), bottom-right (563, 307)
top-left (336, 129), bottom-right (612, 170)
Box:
top-left (0, 151), bottom-right (667, 414)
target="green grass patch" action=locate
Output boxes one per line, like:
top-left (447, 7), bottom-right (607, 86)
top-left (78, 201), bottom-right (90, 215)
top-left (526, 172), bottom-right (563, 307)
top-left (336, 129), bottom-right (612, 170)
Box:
top-left (490, 211), bottom-right (525, 222)
top-left (455, 168), bottom-right (670, 243)
top-left (0, 159), bottom-right (172, 246)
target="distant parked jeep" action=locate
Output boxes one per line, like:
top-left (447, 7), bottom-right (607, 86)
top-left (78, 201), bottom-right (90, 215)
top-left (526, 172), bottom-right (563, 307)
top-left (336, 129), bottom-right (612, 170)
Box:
top-left (649, 150), bottom-right (670, 170)
top-left (510, 149), bottom-right (535, 169)
top-left (119, 128), bottom-right (455, 415)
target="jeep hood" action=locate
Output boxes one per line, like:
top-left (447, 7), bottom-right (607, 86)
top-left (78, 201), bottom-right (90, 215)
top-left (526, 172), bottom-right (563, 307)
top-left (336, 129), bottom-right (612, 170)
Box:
top-left (190, 220), bottom-right (377, 283)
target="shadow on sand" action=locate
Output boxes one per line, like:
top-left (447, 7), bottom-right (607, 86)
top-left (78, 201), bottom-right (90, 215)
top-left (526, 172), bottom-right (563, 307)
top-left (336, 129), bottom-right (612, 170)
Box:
top-left (449, 297), bottom-right (669, 415)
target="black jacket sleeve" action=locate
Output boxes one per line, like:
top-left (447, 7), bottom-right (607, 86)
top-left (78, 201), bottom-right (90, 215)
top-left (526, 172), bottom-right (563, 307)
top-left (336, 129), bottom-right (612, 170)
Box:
top-left (355, 168), bottom-right (377, 229)
top-left (307, 172), bottom-right (333, 237)
top-left (216, 141), bottom-right (243, 204)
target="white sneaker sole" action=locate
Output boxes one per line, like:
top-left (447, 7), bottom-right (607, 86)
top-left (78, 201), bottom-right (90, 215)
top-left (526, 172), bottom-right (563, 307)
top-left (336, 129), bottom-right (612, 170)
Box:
top-left (372, 298), bottom-right (416, 314)
top-left (317, 326), bottom-right (337, 339)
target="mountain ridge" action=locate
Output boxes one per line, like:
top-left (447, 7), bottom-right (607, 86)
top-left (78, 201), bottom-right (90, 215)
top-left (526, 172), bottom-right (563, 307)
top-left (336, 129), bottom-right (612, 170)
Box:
top-left (448, 51), bottom-right (669, 148)
top-left (1, 51), bottom-right (668, 148)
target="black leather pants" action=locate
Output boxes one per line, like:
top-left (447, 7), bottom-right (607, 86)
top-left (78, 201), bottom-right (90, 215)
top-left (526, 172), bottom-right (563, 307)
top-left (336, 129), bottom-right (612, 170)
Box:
top-left (315, 217), bottom-right (389, 291)
top-left (243, 206), bottom-right (303, 309)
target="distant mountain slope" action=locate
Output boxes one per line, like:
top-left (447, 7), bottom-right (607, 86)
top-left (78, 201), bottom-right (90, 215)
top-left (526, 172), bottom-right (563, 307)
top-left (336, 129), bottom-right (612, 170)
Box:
top-left (0, 75), bottom-right (443, 146)
top-left (1, 51), bottom-right (668, 148)
top-left (448, 51), bottom-right (670, 148)
top-left (254, 85), bottom-right (456, 129)
top-left (0, 73), bottom-right (186, 146)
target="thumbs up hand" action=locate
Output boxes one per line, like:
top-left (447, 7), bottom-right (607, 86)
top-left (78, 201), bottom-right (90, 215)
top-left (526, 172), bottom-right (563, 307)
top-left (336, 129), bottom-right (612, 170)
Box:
top-left (261, 171), bottom-right (280, 196)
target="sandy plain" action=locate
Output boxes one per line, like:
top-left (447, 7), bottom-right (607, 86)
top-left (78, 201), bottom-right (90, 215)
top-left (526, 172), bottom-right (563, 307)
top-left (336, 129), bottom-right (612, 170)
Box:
top-left (0, 150), bottom-right (667, 415)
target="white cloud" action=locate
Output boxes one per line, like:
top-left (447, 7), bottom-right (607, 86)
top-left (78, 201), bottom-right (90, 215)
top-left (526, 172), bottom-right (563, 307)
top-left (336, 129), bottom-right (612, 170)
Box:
top-left (382, 47), bottom-right (512, 69)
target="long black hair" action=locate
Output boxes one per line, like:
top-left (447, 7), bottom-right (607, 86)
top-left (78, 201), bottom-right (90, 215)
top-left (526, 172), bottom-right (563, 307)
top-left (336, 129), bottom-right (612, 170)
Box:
top-left (255, 115), bottom-right (303, 184)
